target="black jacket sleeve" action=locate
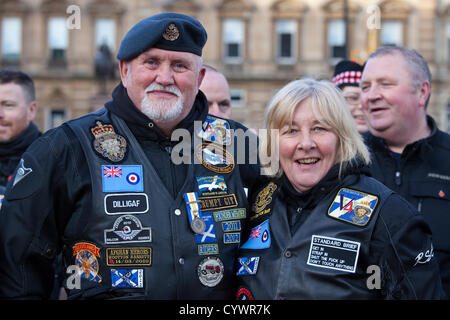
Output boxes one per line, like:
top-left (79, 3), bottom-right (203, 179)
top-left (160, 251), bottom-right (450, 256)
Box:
top-left (0, 127), bottom-right (83, 298)
top-left (373, 194), bottom-right (446, 299)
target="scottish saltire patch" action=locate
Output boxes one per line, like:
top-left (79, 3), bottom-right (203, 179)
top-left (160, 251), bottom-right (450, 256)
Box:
top-left (328, 188), bottom-right (378, 226)
top-left (236, 257), bottom-right (260, 275)
top-left (102, 165), bottom-right (143, 192)
top-left (195, 213), bottom-right (217, 244)
top-left (240, 219), bottom-right (270, 249)
top-left (196, 115), bottom-right (231, 145)
top-left (110, 269), bottom-right (144, 288)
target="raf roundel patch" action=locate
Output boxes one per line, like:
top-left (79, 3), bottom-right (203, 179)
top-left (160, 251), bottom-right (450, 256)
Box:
top-left (91, 121), bottom-right (127, 162)
top-left (240, 220), bottom-right (271, 249)
top-left (236, 287), bottom-right (254, 300)
top-left (328, 188), bottom-right (379, 226)
top-left (102, 165), bottom-right (144, 193)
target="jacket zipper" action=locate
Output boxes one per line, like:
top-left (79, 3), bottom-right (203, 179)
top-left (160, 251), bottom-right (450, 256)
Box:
top-left (395, 171), bottom-right (401, 186)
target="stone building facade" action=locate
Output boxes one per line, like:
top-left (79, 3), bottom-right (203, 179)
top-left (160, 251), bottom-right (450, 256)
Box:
top-left (0, 0), bottom-right (449, 132)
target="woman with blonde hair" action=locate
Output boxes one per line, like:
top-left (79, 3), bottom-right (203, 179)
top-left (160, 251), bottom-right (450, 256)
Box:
top-left (236, 78), bottom-right (445, 300)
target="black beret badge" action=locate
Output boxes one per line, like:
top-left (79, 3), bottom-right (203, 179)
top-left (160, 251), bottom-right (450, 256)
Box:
top-left (91, 121), bottom-right (127, 162)
top-left (163, 23), bottom-right (179, 41)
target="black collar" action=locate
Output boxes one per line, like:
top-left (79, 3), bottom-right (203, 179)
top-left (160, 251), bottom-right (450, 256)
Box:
top-left (0, 122), bottom-right (41, 158)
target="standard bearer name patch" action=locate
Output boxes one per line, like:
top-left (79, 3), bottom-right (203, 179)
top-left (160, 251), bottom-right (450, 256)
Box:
top-left (307, 235), bottom-right (360, 273)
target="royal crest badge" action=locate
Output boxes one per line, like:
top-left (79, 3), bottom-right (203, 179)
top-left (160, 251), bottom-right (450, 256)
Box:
top-left (91, 121), bottom-right (127, 162)
top-left (328, 188), bottom-right (379, 226)
top-left (162, 23), bottom-right (179, 41)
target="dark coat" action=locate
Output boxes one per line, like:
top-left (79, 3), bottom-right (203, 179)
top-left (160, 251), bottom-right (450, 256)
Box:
top-left (364, 116), bottom-right (450, 297)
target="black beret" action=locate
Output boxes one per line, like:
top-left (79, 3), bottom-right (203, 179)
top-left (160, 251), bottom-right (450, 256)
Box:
top-left (117, 12), bottom-right (207, 61)
top-left (332, 60), bottom-right (363, 89)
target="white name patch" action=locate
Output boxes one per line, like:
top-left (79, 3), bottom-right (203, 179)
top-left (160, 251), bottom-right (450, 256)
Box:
top-left (307, 235), bottom-right (360, 273)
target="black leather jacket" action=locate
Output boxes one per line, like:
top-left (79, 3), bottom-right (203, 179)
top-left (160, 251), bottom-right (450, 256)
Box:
top-left (0, 85), bottom-right (262, 299)
top-left (237, 164), bottom-right (446, 300)
top-left (364, 116), bottom-right (450, 297)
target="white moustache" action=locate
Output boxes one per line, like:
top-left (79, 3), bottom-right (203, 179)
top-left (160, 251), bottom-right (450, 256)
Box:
top-left (145, 83), bottom-right (181, 97)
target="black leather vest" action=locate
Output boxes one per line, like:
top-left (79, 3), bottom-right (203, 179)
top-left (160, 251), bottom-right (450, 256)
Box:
top-left (65, 108), bottom-right (248, 299)
top-left (238, 175), bottom-right (392, 300)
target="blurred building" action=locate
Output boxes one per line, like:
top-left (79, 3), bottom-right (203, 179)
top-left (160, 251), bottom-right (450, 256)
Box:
top-left (1, 0), bottom-right (449, 132)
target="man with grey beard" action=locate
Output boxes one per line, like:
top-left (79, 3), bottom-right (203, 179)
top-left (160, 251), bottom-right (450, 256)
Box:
top-left (0, 12), bottom-right (261, 299)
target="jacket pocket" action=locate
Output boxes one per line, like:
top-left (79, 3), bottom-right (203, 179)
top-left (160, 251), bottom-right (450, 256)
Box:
top-left (409, 180), bottom-right (450, 251)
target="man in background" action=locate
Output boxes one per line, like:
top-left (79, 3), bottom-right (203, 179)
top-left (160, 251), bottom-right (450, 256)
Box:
top-left (200, 65), bottom-right (232, 119)
top-left (361, 46), bottom-right (450, 297)
top-left (0, 69), bottom-right (40, 198)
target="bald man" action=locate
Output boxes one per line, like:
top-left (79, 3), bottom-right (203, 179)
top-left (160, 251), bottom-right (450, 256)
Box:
top-left (200, 65), bottom-right (232, 119)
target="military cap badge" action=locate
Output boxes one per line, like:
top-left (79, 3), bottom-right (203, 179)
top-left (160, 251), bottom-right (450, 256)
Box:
top-left (162, 23), bottom-right (180, 41)
top-left (91, 121), bottom-right (127, 162)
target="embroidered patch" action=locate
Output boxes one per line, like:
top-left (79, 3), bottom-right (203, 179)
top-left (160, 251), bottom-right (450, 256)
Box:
top-left (106, 247), bottom-right (152, 266)
top-left (236, 257), bottom-right (260, 276)
top-left (195, 143), bottom-right (235, 174)
top-left (199, 194), bottom-right (238, 212)
top-left (223, 232), bottom-right (240, 244)
top-left (104, 215), bottom-right (151, 244)
top-left (307, 235), bottom-right (360, 273)
top-left (213, 208), bottom-right (246, 222)
top-left (221, 220), bottom-right (241, 232)
top-left (198, 243), bottom-right (219, 255)
top-left (196, 115), bottom-right (232, 145)
top-left (240, 220), bottom-right (271, 250)
top-left (102, 165), bottom-right (143, 193)
top-left (91, 121), bottom-right (127, 162)
top-left (194, 213), bottom-right (217, 244)
top-left (111, 269), bottom-right (144, 288)
top-left (328, 188), bottom-right (378, 226)
top-left (197, 257), bottom-right (224, 287)
top-left (196, 175), bottom-right (228, 196)
top-left (104, 193), bottom-right (149, 215)
top-left (73, 242), bottom-right (102, 283)
top-left (252, 182), bottom-right (277, 215)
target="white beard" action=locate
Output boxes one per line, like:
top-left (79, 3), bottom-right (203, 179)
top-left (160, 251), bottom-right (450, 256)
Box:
top-left (141, 83), bottom-right (184, 121)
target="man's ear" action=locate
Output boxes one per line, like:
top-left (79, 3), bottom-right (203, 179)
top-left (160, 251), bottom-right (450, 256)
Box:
top-left (27, 101), bottom-right (37, 122)
top-left (418, 80), bottom-right (431, 109)
top-left (197, 66), bottom-right (206, 88)
top-left (119, 60), bottom-right (129, 88)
